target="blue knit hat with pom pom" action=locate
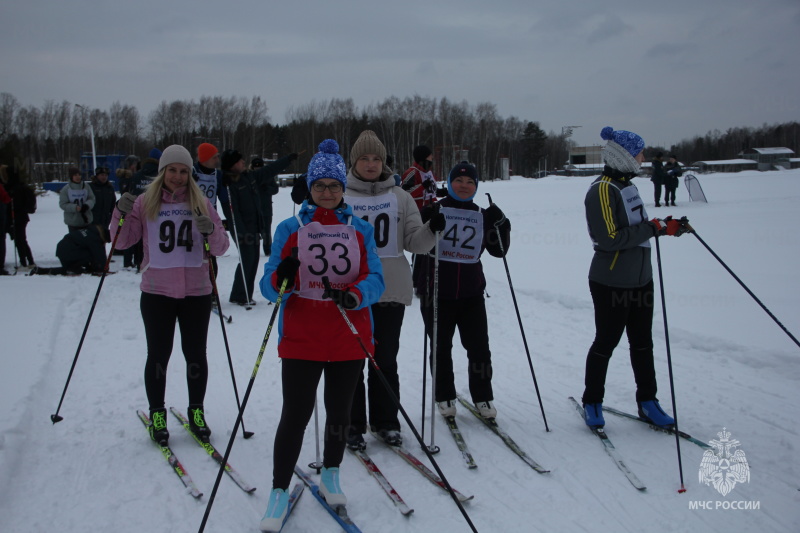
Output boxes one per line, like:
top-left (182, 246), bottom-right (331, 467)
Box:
top-left (306, 139), bottom-right (347, 190)
top-left (600, 126), bottom-right (645, 173)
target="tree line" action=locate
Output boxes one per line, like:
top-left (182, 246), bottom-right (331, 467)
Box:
top-left (0, 91), bottom-right (797, 184)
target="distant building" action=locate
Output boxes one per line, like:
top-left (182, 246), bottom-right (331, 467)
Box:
top-left (738, 147), bottom-right (795, 170)
top-left (694, 159), bottom-right (758, 173)
top-left (568, 146), bottom-right (603, 166)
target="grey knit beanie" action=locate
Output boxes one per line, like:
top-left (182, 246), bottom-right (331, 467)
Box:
top-left (158, 145), bottom-right (194, 172)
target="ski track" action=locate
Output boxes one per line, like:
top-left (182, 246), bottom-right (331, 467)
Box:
top-left (1, 174), bottom-right (799, 532)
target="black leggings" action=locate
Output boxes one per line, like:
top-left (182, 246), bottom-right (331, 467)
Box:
top-left (582, 280), bottom-right (657, 404)
top-left (420, 294), bottom-right (494, 404)
top-left (140, 292), bottom-right (212, 410)
top-left (349, 302), bottom-right (405, 433)
top-left (272, 358), bottom-right (363, 490)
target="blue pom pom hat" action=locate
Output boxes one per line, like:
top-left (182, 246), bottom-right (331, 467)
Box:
top-left (600, 126), bottom-right (645, 173)
top-left (306, 139), bottom-right (348, 191)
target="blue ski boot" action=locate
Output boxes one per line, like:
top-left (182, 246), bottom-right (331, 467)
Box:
top-left (260, 488), bottom-right (289, 532)
top-left (638, 400), bottom-right (675, 428)
top-left (583, 403), bottom-right (605, 428)
top-left (319, 467), bottom-right (346, 506)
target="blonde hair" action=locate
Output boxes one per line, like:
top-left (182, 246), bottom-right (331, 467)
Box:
top-left (142, 167), bottom-right (210, 221)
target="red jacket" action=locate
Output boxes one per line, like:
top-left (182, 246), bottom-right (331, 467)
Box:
top-left (0, 184), bottom-right (10, 204)
top-left (401, 162), bottom-right (438, 210)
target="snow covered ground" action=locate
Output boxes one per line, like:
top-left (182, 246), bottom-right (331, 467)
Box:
top-left (1, 169), bottom-right (798, 532)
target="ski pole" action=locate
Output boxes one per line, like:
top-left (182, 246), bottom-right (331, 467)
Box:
top-left (687, 223), bottom-right (800, 350)
top-left (485, 193), bottom-right (549, 431)
top-left (308, 399), bottom-right (323, 473)
top-left (198, 252), bottom-right (294, 533)
top-left (654, 235), bottom-right (687, 493)
top-left (201, 224), bottom-right (253, 439)
top-left (226, 185), bottom-right (252, 309)
top-left (420, 253), bottom-right (429, 441)
top-left (322, 277), bottom-right (478, 533)
top-left (427, 229), bottom-right (441, 454)
top-left (51, 214), bottom-right (125, 423)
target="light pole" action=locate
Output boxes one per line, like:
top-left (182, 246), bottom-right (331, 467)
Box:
top-left (75, 104), bottom-right (97, 174)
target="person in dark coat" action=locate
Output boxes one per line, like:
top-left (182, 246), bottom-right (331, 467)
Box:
top-left (0, 165), bottom-right (11, 274)
top-left (90, 167), bottom-right (116, 242)
top-left (650, 152), bottom-right (668, 207)
top-left (31, 225), bottom-right (108, 276)
top-left (414, 161), bottom-right (511, 420)
top-left (221, 150), bottom-right (262, 305)
top-left (122, 148), bottom-right (161, 270)
top-left (6, 167), bottom-right (37, 268)
top-left (664, 154), bottom-right (682, 206)
top-left (251, 153), bottom-right (298, 256)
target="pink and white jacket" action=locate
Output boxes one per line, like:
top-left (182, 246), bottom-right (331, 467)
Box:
top-left (110, 187), bottom-right (229, 298)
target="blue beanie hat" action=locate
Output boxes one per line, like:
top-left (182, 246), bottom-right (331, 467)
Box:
top-left (447, 161), bottom-right (478, 202)
top-left (306, 139), bottom-right (347, 190)
top-left (600, 126), bottom-right (645, 172)
top-left (148, 147), bottom-right (163, 160)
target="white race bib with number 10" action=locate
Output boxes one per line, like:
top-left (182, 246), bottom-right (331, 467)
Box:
top-left (346, 193), bottom-right (400, 258)
top-left (146, 203), bottom-right (204, 269)
top-left (297, 220), bottom-right (361, 301)
top-left (438, 207), bottom-right (483, 263)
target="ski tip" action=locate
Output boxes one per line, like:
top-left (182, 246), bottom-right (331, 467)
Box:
top-left (50, 414), bottom-right (63, 424)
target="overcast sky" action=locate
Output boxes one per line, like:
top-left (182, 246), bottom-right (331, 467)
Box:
top-left (2, 0), bottom-right (799, 149)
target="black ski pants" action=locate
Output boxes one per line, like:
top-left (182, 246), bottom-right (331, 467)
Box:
top-left (420, 294), bottom-right (494, 404)
top-left (140, 292), bottom-right (212, 410)
top-left (349, 302), bottom-right (405, 434)
top-left (230, 233), bottom-right (260, 303)
top-left (653, 183), bottom-right (663, 205)
top-left (272, 358), bottom-right (363, 490)
top-left (582, 280), bottom-right (658, 405)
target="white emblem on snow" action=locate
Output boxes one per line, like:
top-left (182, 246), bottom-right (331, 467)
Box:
top-left (698, 428), bottom-right (750, 496)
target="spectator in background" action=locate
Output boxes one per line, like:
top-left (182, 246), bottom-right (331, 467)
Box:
top-left (31, 225), bottom-right (108, 276)
top-left (5, 166), bottom-right (37, 269)
top-left (124, 148), bottom-right (162, 271)
top-left (664, 154), bottom-right (682, 207)
top-left (401, 145), bottom-right (438, 210)
top-left (59, 166), bottom-right (95, 231)
top-left (194, 142), bottom-right (228, 285)
top-left (252, 153), bottom-right (298, 256)
top-left (650, 152), bottom-right (667, 207)
top-left (118, 155), bottom-right (140, 194)
top-left (220, 149), bottom-right (261, 305)
top-left (0, 165), bottom-right (11, 274)
top-left (90, 167), bottom-right (116, 242)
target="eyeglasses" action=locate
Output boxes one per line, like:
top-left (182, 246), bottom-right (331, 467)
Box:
top-left (311, 181), bottom-right (343, 193)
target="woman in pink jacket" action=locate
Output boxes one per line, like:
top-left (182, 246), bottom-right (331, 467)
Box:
top-left (111, 145), bottom-right (229, 445)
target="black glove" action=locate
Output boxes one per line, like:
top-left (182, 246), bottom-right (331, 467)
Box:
top-left (80, 203), bottom-right (90, 213)
top-left (483, 204), bottom-right (506, 227)
top-left (291, 176), bottom-right (308, 205)
top-left (429, 212), bottom-right (446, 232)
top-left (436, 187), bottom-right (448, 198)
top-left (289, 152), bottom-right (299, 161)
top-left (322, 288), bottom-right (358, 309)
top-left (275, 256), bottom-right (301, 287)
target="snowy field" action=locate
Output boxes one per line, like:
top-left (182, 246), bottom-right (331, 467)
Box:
top-left (1, 169), bottom-right (798, 532)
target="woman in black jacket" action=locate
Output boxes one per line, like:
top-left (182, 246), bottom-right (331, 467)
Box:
top-left (414, 161), bottom-right (510, 420)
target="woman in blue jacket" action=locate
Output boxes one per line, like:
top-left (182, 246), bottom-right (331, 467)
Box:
top-left (258, 140), bottom-right (384, 532)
